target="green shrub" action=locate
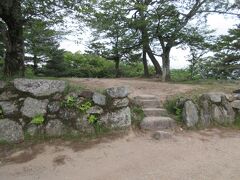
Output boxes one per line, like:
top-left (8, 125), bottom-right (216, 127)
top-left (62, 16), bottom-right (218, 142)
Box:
top-left (164, 96), bottom-right (183, 122)
top-left (31, 114), bottom-right (44, 125)
top-left (171, 69), bottom-right (191, 82)
top-left (131, 105), bottom-right (144, 128)
top-left (25, 67), bottom-right (35, 78)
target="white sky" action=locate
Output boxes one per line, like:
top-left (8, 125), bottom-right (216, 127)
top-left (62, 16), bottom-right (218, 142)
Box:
top-left (60, 14), bottom-right (238, 69)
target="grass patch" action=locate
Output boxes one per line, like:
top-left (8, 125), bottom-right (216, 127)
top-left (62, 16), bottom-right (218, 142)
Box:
top-left (164, 96), bottom-right (184, 123)
top-left (131, 105), bottom-right (144, 129)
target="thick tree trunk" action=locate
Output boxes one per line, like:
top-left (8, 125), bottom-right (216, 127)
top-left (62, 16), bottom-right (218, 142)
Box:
top-left (146, 45), bottom-right (162, 77)
top-left (33, 55), bottom-right (38, 75)
top-left (115, 57), bottom-right (120, 78)
top-left (162, 47), bottom-right (171, 81)
top-left (141, 28), bottom-right (149, 77)
top-left (1, 0), bottom-right (25, 77)
top-left (4, 20), bottom-right (25, 77)
top-left (141, 29), bottom-right (162, 76)
top-left (142, 48), bottom-right (149, 77)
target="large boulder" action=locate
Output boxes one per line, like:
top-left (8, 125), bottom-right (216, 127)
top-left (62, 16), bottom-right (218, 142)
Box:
top-left (101, 107), bottom-right (131, 128)
top-left (92, 92), bottom-right (106, 106)
top-left (199, 93), bottom-right (235, 127)
top-left (106, 86), bottom-right (129, 98)
top-left (112, 98), bottom-right (129, 108)
top-left (231, 100), bottom-right (240, 110)
top-left (182, 100), bottom-right (199, 127)
top-left (201, 92), bottom-right (226, 103)
top-left (199, 99), bottom-right (212, 127)
top-left (45, 119), bottom-right (66, 137)
top-left (0, 119), bottom-right (24, 143)
top-left (0, 101), bottom-right (18, 116)
top-left (21, 97), bottom-right (49, 118)
top-left (14, 78), bottom-right (66, 97)
top-left (212, 104), bottom-right (235, 124)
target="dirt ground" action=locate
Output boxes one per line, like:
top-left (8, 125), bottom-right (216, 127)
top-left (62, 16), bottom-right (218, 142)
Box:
top-left (1, 78), bottom-right (240, 180)
top-left (65, 78), bottom-right (200, 101)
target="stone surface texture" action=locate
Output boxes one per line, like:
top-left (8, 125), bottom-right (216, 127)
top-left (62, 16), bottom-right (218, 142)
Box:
top-left (112, 98), bottom-right (129, 108)
top-left (14, 78), bottom-right (66, 97)
top-left (0, 101), bottom-right (18, 116)
top-left (106, 86), bottom-right (129, 98)
top-left (0, 119), bottom-right (24, 143)
top-left (21, 97), bottom-right (49, 118)
top-left (45, 119), bottom-right (66, 136)
top-left (92, 92), bottom-right (106, 106)
top-left (182, 100), bottom-right (199, 127)
top-left (106, 107), bottom-right (131, 128)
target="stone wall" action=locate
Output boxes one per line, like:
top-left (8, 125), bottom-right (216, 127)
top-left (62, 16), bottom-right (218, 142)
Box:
top-left (0, 79), bottom-right (131, 143)
top-left (181, 91), bottom-right (240, 128)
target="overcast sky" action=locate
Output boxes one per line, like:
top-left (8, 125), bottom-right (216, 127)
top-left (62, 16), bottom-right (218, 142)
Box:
top-left (60, 14), bottom-right (238, 69)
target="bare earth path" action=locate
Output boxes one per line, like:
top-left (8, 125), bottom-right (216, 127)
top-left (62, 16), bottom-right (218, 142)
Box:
top-left (1, 78), bottom-right (240, 180)
top-left (65, 78), bottom-right (201, 102)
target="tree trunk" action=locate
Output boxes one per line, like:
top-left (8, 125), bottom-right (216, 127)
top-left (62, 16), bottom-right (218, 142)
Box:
top-left (162, 47), bottom-right (171, 81)
top-left (142, 48), bottom-right (149, 77)
top-left (146, 45), bottom-right (162, 77)
top-left (115, 57), bottom-right (120, 78)
top-left (1, 0), bottom-right (25, 77)
top-left (33, 55), bottom-right (38, 75)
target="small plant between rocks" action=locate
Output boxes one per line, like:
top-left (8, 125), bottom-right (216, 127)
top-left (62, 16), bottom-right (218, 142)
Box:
top-left (130, 105), bottom-right (144, 129)
top-left (31, 114), bottom-right (45, 125)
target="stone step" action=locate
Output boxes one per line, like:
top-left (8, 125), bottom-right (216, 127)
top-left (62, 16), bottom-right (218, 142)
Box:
top-left (140, 116), bottom-right (176, 130)
top-left (143, 108), bottom-right (167, 117)
top-left (140, 100), bottom-right (161, 108)
top-left (152, 130), bottom-right (173, 140)
top-left (135, 95), bottom-right (157, 101)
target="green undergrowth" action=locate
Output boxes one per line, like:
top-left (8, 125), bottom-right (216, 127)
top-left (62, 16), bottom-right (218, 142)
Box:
top-left (131, 105), bottom-right (144, 129)
top-left (232, 113), bottom-right (240, 129)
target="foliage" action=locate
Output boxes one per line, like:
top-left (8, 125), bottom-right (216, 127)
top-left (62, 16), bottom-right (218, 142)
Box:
top-left (164, 96), bottom-right (183, 122)
top-left (31, 114), bottom-right (44, 125)
top-left (233, 113), bottom-right (240, 129)
top-left (63, 52), bottom-right (116, 78)
top-left (207, 24), bottom-right (240, 79)
top-left (131, 105), bottom-right (144, 129)
top-left (87, 114), bottom-right (98, 124)
top-left (25, 66), bottom-right (35, 78)
top-left (78, 101), bottom-right (92, 112)
top-left (62, 96), bottom-right (77, 108)
top-left (59, 51), bottom-right (156, 78)
top-left (24, 19), bottom-right (65, 75)
top-left (170, 69), bottom-right (192, 82)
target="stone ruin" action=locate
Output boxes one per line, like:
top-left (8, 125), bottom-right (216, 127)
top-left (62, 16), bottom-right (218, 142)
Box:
top-left (181, 91), bottom-right (240, 128)
top-left (0, 79), bottom-right (131, 143)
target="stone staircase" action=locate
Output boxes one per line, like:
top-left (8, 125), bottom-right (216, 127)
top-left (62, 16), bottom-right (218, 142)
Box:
top-left (134, 95), bottom-right (176, 131)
